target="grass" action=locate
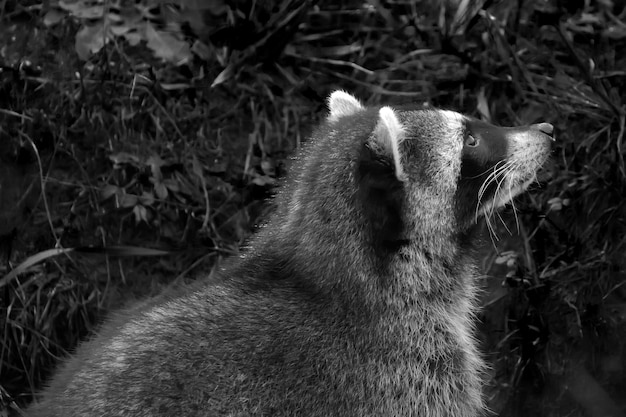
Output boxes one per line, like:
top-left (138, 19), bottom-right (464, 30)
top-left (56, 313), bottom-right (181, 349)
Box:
top-left (1, 0), bottom-right (625, 416)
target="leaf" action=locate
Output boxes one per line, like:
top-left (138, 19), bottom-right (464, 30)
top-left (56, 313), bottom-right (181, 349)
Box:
top-left (0, 245), bottom-right (172, 288)
top-left (75, 22), bottom-right (108, 60)
top-left (101, 184), bottom-right (120, 200)
top-left (133, 205), bottom-right (149, 223)
top-left (140, 191), bottom-right (155, 206)
top-left (251, 175), bottom-right (276, 186)
top-left (163, 178), bottom-right (180, 193)
top-left (211, 64), bottom-right (234, 88)
top-left (120, 193), bottom-right (139, 208)
top-left (110, 22), bottom-right (132, 36)
top-left (191, 40), bottom-right (213, 61)
top-left (122, 30), bottom-right (142, 46)
top-left (319, 43), bottom-right (363, 57)
top-left (109, 152), bottom-right (140, 166)
top-left (191, 154), bottom-right (204, 179)
top-left (0, 248), bottom-right (75, 288)
top-left (43, 9), bottom-right (66, 26)
top-left (73, 245), bottom-right (172, 256)
top-left (145, 22), bottom-right (191, 64)
top-left (603, 25), bottom-right (626, 40)
top-left (476, 86), bottom-right (491, 122)
top-left (146, 154), bottom-right (165, 168)
top-left (495, 251), bottom-right (517, 265)
top-left (147, 154), bottom-right (164, 181)
top-left (261, 159), bottom-right (275, 176)
top-left (59, 0), bottom-right (104, 19)
top-left (183, 0), bottom-right (229, 14)
top-left (154, 182), bottom-right (169, 200)
top-left (548, 197), bottom-right (568, 211)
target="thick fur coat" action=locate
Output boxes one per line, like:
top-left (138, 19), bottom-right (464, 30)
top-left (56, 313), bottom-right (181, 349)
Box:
top-left (27, 91), bottom-right (553, 417)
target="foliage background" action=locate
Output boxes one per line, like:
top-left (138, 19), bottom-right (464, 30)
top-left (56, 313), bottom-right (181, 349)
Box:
top-left (1, 0), bottom-right (625, 416)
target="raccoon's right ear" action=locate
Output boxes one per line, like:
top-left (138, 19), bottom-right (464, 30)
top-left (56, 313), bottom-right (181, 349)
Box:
top-left (327, 90), bottom-right (364, 122)
top-left (357, 106), bottom-right (407, 250)
top-left (367, 106), bottom-right (407, 182)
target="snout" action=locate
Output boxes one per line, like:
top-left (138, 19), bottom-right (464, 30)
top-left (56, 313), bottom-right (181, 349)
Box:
top-left (530, 123), bottom-right (555, 141)
top-left (503, 123), bottom-right (555, 149)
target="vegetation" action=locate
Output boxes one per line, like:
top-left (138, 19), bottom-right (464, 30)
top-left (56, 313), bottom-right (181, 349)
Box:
top-left (1, 0), bottom-right (624, 416)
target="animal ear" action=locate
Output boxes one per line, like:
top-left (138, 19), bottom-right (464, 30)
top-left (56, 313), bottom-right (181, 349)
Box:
top-left (357, 106), bottom-right (407, 251)
top-left (327, 90), bottom-right (364, 122)
top-left (368, 106), bottom-right (407, 182)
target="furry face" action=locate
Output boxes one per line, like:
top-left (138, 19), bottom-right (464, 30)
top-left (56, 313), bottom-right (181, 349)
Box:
top-left (455, 117), bottom-right (554, 226)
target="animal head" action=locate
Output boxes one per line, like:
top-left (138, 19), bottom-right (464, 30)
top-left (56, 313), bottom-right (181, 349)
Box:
top-left (279, 91), bottom-right (553, 256)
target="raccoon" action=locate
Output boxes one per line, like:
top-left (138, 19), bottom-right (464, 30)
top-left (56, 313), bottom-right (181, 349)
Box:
top-left (27, 91), bottom-right (553, 417)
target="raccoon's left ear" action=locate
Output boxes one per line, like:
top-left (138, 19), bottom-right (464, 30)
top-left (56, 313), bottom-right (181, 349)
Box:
top-left (367, 106), bottom-right (407, 182)
top-left (327, 90), bottom-right (364, 122)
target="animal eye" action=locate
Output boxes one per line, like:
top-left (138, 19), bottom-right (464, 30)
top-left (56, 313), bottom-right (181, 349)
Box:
top-left (465, 134), bottom-right (478, 147)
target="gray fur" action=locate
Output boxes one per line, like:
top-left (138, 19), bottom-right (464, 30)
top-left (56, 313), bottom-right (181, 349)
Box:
top-left (27, 92), bottom-right (552, 417)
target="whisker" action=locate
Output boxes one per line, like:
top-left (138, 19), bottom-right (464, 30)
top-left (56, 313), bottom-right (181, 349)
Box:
top-left (491, 160), bottom-right (524, 235)
top-left (477, 161), bottom-right (510, 201)
top-left (485, 212), bottom-right (498, 248)
top-left (476, 160), bottom-right (515, 222)
top-left (475, 160), bottom-right (512, 222)
top-left (509, 182), bottom-right (521, 233)
top-left (496, 210), bottom-right (512, 235)
top-left (478, 159), bottom-right (523, 243)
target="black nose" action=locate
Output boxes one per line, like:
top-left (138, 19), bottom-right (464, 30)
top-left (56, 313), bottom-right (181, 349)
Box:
top-left (531, 123), bottom-right (554, 139)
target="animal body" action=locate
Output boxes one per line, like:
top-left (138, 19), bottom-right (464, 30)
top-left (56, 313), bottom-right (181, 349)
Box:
top-left (27, 91), bottom-right (554, 417)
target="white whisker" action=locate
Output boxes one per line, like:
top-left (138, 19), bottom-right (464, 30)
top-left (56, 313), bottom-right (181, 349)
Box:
top-left (475, 160), bottom-right (512, 222)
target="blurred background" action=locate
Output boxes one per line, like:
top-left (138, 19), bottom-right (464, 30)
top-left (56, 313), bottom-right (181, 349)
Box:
top-left (0, 0), bottom-right (625, 416)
